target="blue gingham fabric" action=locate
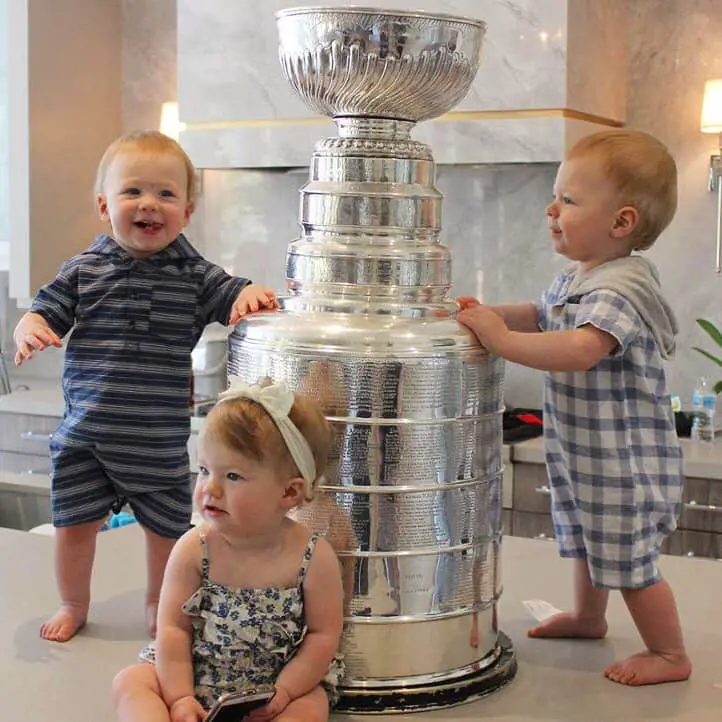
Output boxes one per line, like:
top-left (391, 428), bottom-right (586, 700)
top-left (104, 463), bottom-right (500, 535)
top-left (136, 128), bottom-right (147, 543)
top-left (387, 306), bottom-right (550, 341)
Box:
top-left (534, 268), bottom-right (683, 589)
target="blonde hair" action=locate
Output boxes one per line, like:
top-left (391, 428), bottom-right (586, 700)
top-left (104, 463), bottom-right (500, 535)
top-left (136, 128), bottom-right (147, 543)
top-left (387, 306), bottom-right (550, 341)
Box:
top-left (95, 130), bottom-right (198, 206)
top-left (567, 129), bottom-right (677, 251)
top-left (202, 388), bottom-right (332, 503)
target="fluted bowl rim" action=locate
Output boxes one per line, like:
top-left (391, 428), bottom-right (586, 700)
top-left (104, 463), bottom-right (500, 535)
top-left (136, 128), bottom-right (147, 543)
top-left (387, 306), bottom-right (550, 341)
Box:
top-left (275, 5), bottom-right (487, 31)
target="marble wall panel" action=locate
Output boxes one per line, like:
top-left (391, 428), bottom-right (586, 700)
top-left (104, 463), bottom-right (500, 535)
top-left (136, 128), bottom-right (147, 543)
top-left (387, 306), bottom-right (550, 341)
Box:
top-left (177, 0), bottom-right (567, 125)
top-left (567, 0), bottom-right (628, 122)
top-left (122, 0), bottom-right (177, 133)
top-left (625, 0), bottom-right (722, 407)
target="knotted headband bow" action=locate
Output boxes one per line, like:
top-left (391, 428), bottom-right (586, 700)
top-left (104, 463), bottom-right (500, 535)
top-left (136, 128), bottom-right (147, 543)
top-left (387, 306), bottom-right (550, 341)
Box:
top-left (217, 378), bottom-right (317, 500)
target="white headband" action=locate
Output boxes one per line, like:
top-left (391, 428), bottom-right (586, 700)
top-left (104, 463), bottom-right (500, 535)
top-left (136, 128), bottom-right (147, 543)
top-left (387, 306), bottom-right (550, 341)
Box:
top-left (217, 378), bottom-right (317, 500)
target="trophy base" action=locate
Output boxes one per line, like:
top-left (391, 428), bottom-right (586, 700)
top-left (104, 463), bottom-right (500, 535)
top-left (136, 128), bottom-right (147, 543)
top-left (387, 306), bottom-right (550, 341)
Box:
top-left (335, 632), bottom-right (517, 715)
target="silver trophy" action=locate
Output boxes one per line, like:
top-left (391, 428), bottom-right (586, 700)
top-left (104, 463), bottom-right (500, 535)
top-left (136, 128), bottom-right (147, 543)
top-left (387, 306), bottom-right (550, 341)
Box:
top-left (228, 6), bottom-right (516, 712)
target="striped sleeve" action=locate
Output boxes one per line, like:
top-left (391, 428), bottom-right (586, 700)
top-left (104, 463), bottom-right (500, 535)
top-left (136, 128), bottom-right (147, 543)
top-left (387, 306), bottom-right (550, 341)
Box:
top-left (198, 262), bottom-right (250, 326)
top-left (29, 259), bottom-right (80, 337)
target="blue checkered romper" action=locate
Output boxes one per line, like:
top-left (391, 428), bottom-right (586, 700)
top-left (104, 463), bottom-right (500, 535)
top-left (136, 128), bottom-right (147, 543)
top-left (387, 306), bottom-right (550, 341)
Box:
top-left (535, 265), bottom-right (683, 589)
top-left (30, 234), bottom-right (249, 538)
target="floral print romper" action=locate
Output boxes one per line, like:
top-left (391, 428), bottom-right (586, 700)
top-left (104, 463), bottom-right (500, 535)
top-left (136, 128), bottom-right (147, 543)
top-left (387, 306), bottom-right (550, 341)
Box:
top-left (141, 531), bottom-right (345, 709)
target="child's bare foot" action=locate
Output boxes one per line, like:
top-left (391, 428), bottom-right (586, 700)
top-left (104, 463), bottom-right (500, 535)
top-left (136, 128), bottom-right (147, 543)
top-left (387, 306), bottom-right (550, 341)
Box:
top-left (146, 601), bottom-right (158, 638)
top-left (39, 604), bottom-right (87, 642)
top-left (604, 650), bottom-right (691, 686)
top-left (528, 612), bottom-right (608, 639)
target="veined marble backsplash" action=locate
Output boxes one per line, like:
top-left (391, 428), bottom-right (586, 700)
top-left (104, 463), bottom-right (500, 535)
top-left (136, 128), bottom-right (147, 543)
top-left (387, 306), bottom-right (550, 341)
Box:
top-left (191, 162), bottom-right (563, 409)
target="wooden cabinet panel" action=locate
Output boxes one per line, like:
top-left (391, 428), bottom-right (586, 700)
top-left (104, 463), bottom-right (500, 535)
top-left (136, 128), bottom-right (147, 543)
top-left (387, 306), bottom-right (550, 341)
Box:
top-left (0, 450), bottom-right (51, 476)
top-left (0, 413), bottom-right (58, 455)
top-left (512, 464), bottom-right (551, 514)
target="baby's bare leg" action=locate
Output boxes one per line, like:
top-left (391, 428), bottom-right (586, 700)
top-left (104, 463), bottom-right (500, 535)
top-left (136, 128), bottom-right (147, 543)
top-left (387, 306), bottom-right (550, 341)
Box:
top-left (528, 557), bottom-right (608, 639)
top-left (276, 686), bottom-right (329, 722)
top-left (143, 527), bottom-right (179, 638)
top-left (40, 519), bottom-right (105, 642)
top-left (112, 663), bottom-right (171, 722)
top-left (604, 578), bottom-right (691, 686)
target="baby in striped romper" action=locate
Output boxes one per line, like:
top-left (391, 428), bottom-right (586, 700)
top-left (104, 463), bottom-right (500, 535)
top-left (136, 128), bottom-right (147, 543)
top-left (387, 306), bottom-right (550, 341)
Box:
top-left (457, 129), bottom-right (691, 687)
top-left (12, 130), bottom-right (279, 643)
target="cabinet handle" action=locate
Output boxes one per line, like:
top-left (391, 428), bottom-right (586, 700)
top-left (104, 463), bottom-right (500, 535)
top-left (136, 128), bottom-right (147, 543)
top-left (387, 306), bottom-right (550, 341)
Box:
top-left (533, 533), bottom-right (555, 542)
top-left (21, 468), bottom-right (50, 476)
top-left (535, 485), bottom-right (551, 496)
top-left (684, 500), bottom-right (722, 514)
top-left (20, 431), bottom-right (53, 442)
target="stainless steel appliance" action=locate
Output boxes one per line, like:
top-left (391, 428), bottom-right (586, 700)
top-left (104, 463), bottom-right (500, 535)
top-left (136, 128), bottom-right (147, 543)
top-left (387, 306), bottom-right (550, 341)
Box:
top-left (228, 6), bottom-right (516, 712)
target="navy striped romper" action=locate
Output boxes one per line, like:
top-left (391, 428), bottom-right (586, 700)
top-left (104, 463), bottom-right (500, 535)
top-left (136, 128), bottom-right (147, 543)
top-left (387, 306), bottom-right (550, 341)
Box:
top-left (30, 234), bottom-right (249, 538)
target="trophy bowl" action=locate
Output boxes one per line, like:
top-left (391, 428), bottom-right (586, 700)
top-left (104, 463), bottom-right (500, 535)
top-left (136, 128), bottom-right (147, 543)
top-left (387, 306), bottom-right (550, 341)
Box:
top-left (276, 5), bottom-right (485, 122)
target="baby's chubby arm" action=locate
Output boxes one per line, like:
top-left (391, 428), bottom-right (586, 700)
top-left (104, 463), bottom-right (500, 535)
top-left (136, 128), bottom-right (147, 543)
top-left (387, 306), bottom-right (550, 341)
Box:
top-left (154, 528), bottom-right (206, 722)
top-left (457, 296), bottom-right (540, 333)
top-left (251, 537), bottom-right (344, 721)
top-left (13, 312), bottom-right (63, 366)
top-left (458, 302), bottom-right (616, 372)
top-left (228, 284), bottom-right (280, 325)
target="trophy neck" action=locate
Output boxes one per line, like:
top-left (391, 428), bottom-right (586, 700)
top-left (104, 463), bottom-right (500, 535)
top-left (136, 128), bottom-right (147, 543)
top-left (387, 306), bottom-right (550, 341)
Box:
top-left (334, 116), bottom-right (416, 141)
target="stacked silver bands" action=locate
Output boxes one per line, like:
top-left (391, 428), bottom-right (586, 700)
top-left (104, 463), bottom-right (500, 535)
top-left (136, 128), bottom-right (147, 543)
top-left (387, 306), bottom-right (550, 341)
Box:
top-left (228, 6), bottom-right (516, 712)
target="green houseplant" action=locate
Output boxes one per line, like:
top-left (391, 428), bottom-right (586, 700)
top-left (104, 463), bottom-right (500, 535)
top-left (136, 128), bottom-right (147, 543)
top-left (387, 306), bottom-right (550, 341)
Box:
top-left (693, 319), bottom-right (722, 394)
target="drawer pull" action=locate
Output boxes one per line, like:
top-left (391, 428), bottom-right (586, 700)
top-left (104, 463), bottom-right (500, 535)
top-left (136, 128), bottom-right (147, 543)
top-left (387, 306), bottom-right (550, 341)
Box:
top-left (535, 485), bottom-right (551, 496)
top-left (20, 431), bottom-right (53, 442)
top-left (684, 500), bottom-right (722, 514)
top-left (533, 533), bottom-right (555, 542)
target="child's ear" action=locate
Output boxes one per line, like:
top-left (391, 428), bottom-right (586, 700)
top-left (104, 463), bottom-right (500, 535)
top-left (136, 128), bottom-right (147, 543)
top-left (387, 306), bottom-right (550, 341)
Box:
top-left (184, 200), bottom-right (195, 225)
top-left (611, 206), bottom-right (639, 239)
top-left (96, 193), bottom-right (109, 221)
top-left (281, 477), bottom-right (306, 509)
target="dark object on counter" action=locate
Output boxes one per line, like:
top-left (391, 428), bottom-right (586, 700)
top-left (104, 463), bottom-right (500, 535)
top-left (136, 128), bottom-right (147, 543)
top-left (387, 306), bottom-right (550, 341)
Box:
top-left (503, 408), bottom-right (543, 443)
top-left (675, 411), bottom-right (694, 438)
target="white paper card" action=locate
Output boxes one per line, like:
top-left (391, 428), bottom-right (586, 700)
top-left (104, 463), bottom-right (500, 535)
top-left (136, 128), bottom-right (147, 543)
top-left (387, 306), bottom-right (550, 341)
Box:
top-left (522, 598), bottom-right (563, 622)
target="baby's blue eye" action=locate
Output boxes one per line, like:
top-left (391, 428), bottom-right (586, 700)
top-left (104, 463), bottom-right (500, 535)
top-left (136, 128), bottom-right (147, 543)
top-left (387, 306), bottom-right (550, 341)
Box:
top-left (562, 196), bottom-right (574, 205)
top-left (124, 187), bottom-right (141, 196)
top-left (160, 190), bottom-right (176, 198)
top-left (198, 466), bottom-right (209, 476)
top-left (227, 472), bottom-right (242, 482)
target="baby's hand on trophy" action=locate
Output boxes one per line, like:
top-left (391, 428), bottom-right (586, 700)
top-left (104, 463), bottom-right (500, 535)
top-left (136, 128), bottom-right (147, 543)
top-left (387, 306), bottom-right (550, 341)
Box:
top-left (229, 284), bottom-right (280, 324)
top-left (456, 295), bottom-right (481, 311)
top-left (457, 303), bottom-right (509, 353)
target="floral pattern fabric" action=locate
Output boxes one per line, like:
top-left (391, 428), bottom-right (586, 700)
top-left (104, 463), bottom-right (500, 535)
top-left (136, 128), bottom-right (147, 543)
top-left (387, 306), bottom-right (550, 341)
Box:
top-left (140, 531), bottom-right (345, 709)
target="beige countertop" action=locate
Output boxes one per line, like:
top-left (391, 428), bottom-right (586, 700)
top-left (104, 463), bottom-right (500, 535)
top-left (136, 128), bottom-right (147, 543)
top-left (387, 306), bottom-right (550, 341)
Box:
top-left (1, 526), bottom-right (721, 722)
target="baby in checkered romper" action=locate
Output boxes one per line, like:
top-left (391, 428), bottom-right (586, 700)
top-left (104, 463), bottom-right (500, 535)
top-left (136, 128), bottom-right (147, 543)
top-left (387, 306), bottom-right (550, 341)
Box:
top-left (457, 129), bottom-right (691, 687)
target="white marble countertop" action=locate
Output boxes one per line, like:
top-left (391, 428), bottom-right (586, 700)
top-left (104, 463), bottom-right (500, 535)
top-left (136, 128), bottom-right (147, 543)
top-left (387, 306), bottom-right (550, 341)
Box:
top-left (511, 435), bottom-right (722, 480)
top-left (2, 526), bottom-right (721, 722)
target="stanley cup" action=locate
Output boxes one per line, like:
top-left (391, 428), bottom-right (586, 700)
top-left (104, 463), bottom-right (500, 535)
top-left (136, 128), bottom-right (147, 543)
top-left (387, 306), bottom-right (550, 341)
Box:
top-left (228, 6), bottom-right (517, 712)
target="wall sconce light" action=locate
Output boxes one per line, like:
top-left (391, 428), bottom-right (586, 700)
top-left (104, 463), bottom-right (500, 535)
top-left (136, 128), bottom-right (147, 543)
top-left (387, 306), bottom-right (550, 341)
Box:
top-left (159, 101), bottom-right (186, 142)
top-left (701, 79), bottom-right (722, 273)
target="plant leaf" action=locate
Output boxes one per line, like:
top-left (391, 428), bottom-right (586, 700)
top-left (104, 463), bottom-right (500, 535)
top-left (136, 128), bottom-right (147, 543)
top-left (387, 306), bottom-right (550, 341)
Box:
top-left (715, 381), bottom-right (722, 395)
top-left (696, 318), bottom-right (722, 347)
top-left (693, 346), bottom-right (722, 368)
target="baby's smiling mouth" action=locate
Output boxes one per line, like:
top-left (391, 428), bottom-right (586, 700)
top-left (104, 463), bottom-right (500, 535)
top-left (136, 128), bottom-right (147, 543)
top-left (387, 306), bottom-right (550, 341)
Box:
top-left (134, 220), bottom-right (163, 230)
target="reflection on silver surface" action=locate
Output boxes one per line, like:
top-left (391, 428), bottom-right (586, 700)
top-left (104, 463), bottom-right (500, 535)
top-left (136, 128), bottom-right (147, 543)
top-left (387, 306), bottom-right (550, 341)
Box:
top-left (276, 7), bottom-right (485, 122)
top-left (228, 5), bottom-right (515, 710)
